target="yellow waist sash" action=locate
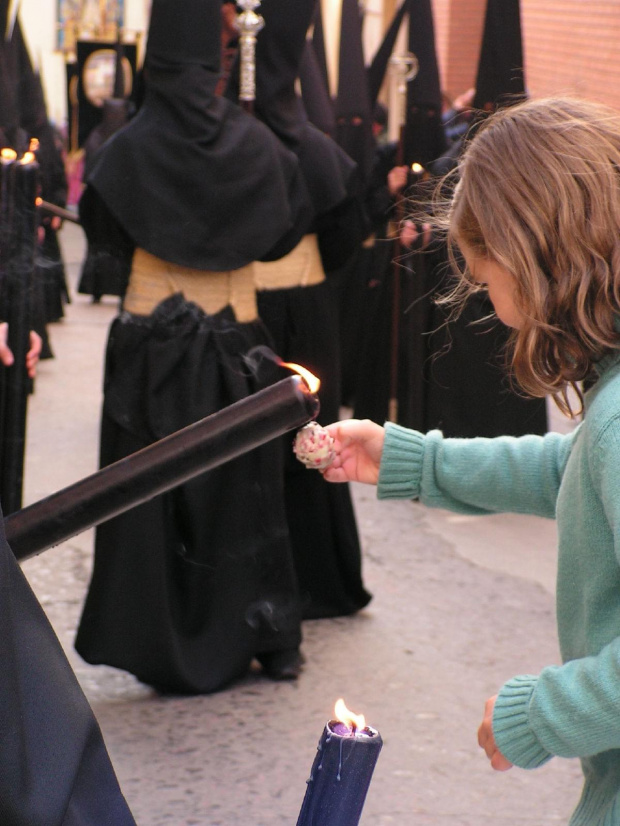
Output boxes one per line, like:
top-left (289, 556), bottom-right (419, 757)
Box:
top-left (124, 248), bottom-right (258, 322)
top-left (252, 234), bottom-right (325, 290)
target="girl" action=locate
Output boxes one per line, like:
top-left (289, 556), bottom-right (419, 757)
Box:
top-left (323, 96), bottom-right (620, 826)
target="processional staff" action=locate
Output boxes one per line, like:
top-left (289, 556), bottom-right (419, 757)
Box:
top-left (387, 50), bottom-right (418, 424)
top-left (234, 0), bottom-right (264, 115)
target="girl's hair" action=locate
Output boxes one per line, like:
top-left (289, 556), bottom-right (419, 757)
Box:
top-left (439, 96), bottom-right (620, 415)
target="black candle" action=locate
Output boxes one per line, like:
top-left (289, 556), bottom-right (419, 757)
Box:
top-left (6, 374), bottom-right (319, 560)
top-left (297, 700), bottom-right (383, 826)
top-left (0, 150), bottom-right (39, 514)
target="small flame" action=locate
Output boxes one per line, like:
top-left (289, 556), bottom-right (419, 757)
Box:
top-left (281, 361), bottom-right (320, 394)
top-left (1, 147), bottom-right (17, 161)
top-left (19, 151), bottom-right (36, 165)
top-left (411, 162), bottom-right (424, 174)
top-left (334, 698), bottom-right (365, 732)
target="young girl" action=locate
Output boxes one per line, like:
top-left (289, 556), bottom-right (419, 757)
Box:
top-left (323, 96), bottom-right (620, 826)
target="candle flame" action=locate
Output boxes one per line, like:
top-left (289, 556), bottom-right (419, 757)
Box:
top-left (411, 162), bottom-right (424, 174)
top-left (19, 151), bottom-right (36, 165)
top-left (334, 698), bottom-right (365, 732)
top-left (281, 362), bottom-right (320, 394)
top-left (1, 147), bottom-right (17, 161)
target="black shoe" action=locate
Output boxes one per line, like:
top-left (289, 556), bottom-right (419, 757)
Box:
top-left (258, 648), bottom-right (304, 681)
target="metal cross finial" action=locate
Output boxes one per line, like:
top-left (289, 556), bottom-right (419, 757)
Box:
top-left (389, 51), bottom-right (419, 128)
top-left (235, 0), bottom-right (265, 106)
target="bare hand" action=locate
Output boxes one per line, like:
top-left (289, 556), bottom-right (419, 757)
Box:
top-left (400, 220), bottom-right (433, 250)
top-left (387, 165), bottom-right (409, 197)
top-left (478, 695), bottom-right (513, 772)
top-left (0, 323), bottom-right (43, 378)
top-left (322, 419), bottom-right (385, 485)
top-left (26, 330), bottom-right (43, 378)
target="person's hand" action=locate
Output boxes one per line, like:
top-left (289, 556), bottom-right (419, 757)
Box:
top-left (400, 220), bottom-right (433, 250)
top-left (322, 419), bottom-right (385, 485)
top-left (478, 695), bottom-right (513, 771)
top-left (0, 323), bottom-right (43, 378)
top-left (387, 165), bottom-right (409, 197)
top-left (26, 330), bottom-right (43, 378)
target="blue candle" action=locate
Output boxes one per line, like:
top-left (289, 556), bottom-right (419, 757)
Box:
top-left (297, 700), bottom-right (383, 826)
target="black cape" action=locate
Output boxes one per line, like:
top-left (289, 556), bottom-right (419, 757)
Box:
top-left (0, 507), bottom-right (136, 824)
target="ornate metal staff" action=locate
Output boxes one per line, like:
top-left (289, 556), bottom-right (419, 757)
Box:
top-left (387, 50), bottom-right (418, 424)
top-left (234, 0), bottom-right (264, 114)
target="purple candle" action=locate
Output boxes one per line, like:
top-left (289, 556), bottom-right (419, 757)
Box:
top-left (297, 700), bottom-right (383, 826)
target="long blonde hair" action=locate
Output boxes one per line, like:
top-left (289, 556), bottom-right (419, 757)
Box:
top-left (442, 96), bottom-right (620, 415)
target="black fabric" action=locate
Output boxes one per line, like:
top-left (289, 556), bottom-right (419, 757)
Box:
top-left (473, 0), bottom-right (525, 111)
top-left (75, 295), bottom-right (302, 693)
top-left (257, 282), bottom-right (371, 619)
top-left (0, 506), bottom-right (136, 825)
top-left (299, 39), bottom-right (335, 137)
top-left (82, 0), bottom-right (312, 272)
top-left (77, 187), bottom-right (133, 301)
top-left (334, 0), bottom-right (375, 185)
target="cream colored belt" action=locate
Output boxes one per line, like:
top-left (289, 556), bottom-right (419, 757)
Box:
top-left (252, 234), bottom-right (325, 290)
top-left (123, 248), bottom-right (258, 322)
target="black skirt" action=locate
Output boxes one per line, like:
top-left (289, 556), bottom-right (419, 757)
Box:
top-left (75, 295), bottom-right (302, 694)
top-left (257, 279), bottom-right (372, 620)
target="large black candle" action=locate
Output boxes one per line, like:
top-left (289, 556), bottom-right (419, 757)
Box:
top-left (0, 149), bottom-right (39, 514)
top-left (297, 700), bottom-right (383, 826)
top-left (6, 374), bottom-right (319, 560)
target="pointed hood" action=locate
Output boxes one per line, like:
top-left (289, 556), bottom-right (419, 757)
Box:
top-left (367, 0), bottom-right (408, 108)
top-left (299, 38), bottom-right (335, 136)
top-left (473, 0), bottom-right (525, 110)
top-left (333, 0), bottom-right (374, 182)
top-left (249, 0), bottom-right (359, 219)
top-left (403, 0), bottom-right (447, 167)
top-left (83, 0), bottom-right (311, 271)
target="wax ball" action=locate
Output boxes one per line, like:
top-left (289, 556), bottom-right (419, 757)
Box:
top-left (293, 422), bottom-right (335, 470)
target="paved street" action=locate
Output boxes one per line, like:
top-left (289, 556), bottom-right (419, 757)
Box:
top-left (19, 222), bottom-right (582, 825)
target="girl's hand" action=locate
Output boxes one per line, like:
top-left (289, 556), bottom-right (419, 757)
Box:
top-left (322, 419), bottom-right (385, 485)
top-left (478, 695), bottom-right (513, 772)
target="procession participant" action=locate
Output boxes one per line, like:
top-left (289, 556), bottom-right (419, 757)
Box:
top-left (75, 0), bottom-right (314, 692)
top-left (229, 0), bottom-right (372, 622)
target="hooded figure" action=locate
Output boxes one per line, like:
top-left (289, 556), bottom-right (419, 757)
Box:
top-left (75, 0), bottom-right (312, 693)
top-left (403, 0), bottom-right (447, 168)
top-left (227, 0), bottom-right (371, 620)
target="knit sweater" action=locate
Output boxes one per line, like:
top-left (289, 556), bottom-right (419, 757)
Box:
top-left (377, 350), bottom-right (620, 825)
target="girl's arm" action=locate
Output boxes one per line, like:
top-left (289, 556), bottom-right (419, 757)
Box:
top-left (378, 422), bottom-right (576, 519)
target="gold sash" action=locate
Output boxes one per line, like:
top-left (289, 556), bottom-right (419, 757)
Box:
top-left (252, 234), bottom-right (325, 290)
top-left (123, 248), bottom-right (258, 322)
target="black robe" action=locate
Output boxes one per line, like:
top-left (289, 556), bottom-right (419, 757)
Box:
top-left (0, 507), bottom-right (136, 824)
top-left (75, 296), bottom-right (302, 693)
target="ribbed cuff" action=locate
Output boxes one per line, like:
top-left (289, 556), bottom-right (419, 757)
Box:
top-left (377, 423), bottom-right (425, 500)
top-left (493, 675), bottom-right (552, 769)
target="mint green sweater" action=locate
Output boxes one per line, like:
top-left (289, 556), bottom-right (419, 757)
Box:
top-left (377, 351), bottom-right (620, 825)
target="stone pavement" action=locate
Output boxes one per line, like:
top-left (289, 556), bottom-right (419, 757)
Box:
top-left (19, 222), bottom-right (582, 825)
